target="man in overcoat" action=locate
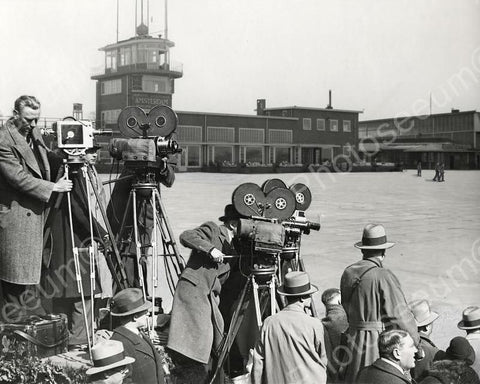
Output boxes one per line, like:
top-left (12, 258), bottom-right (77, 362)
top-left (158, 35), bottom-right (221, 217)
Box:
top-left (458, 306), bottom-right (480, 376)
top-left (339, 223), bottom-right (419, 383)
top-left (409, 299), bottom-right (441, 381)
top-left (357, 329), bottom-right (418, 384)
top-left (252, 271), bottom-right (327, 384)
top-left (0, 95), bottom-right (72, 322)
top-left (167, 204), bottom-right (243, 382)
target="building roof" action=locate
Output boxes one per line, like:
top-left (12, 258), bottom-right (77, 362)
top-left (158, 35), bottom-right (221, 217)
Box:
top-left (99, 35), bottom-right (175, 51)
top-left (360, 110), bottom-right (478, 123)
top-left (176, 110), bottom-right (298, 121)
top-left (264, 106), bottom-right (364, 114)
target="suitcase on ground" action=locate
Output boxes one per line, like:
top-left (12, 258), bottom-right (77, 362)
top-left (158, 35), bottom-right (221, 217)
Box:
top-left (0, 314), bottom-right (69, 358)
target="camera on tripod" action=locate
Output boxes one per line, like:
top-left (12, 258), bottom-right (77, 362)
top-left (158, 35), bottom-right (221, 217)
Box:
top-left (108, 105), bottom-right (182, 175)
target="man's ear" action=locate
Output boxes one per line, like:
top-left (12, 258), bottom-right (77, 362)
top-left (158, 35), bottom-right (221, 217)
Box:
top-left (392, 347), bottom-right (401, 361)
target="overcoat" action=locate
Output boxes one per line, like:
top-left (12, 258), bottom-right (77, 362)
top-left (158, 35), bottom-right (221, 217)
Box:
top-left (43, 164), bottom-right (107, 298)
top-left (167, 221), bottom-right (233, 364)
top-left (411, 334), bottom-right (441, 381)
top-left (322, 303), bottom-right (348, 382)
top-left (0, 121), bottom-right (54, 284)
top-left (252, 302), bottom-right (328, 384)
top-left (467, 333), bottom-right (480, 376)
top-left (357, 358), bottom-right (411, 384)
top-left (340, 258), bottom-right (419, 383)
top-left (110, 326), bottom-right (165, 384)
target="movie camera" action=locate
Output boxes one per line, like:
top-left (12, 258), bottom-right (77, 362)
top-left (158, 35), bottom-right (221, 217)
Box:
top-left (43, 119), bottom-right (111, 160)
top-left (108, 105), bottom-right (182, 177)
top-left (232, 179), bottom-right (320, 268)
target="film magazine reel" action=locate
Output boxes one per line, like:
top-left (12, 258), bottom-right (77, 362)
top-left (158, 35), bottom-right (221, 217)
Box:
top-left (232, 178), bottom-right (313, 220)
top-left (117, 105), bottom-right (178, 138)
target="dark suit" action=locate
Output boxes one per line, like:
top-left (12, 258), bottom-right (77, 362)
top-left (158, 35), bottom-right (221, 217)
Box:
top-left (167, 221), bottom-right (236, 364)
top-left (411, 334), bottom-right (440, 382)
top-left (110, 326), bottom-right (164, 384)
top-left (322, 303), bottom-right (348, 382)
top-left (357, 358), bottom-right (412, 384)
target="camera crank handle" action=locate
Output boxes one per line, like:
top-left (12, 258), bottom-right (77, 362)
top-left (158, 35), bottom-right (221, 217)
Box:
top-left (222, 255), bottom-right (240, 259)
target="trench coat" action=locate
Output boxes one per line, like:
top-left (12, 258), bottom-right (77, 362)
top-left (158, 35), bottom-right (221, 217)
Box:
top-left (43, 163), bottom-right (107, 298)
top-left (340, 258), bottom-right (419, 383)
top-left (356, 358), bottom-right (411, 384)
top-left (0, 121), bottom-right (55, 284)
top-left (167, 221), bottom-right (234, 364)
top-left (252, 301), bottom-right (328, 384)
top-left (110, 326), bottom-right (165, 384)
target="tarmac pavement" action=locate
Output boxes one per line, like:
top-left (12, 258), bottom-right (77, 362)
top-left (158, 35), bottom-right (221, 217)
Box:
top-left (105, 169), bottom-right (480, 350)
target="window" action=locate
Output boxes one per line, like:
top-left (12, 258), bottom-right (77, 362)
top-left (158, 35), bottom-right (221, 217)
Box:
top-left (240, 146), bottom-right (264, 164)
top-left (330, 119), bottom-right (338, 132)
top-left (119, 47), bottom-right (131, 66)
top-left (142, 76), bottom-right (170, 94)
top-left (105, 50), bottom-right (117, 71)
top-left (269, 129), bottom-right (292, 144)
top-left (209, 146), bottom-right (234, 165)
top-left (239, 128), bottom-right (264, 143)
top-left (181, 145), bottom-right (201, 167)
top-left (101, 79), bottom-right (122, 95)
top-left (303, 118), bottom-right (312, 130)
top-left (343, 120), bottom-right (351, 132)
top-left (316, 119), bottom-right (325, 131)
top-left (177, 125), bottom-right (202, 142)
top-left (132, 75), bottom-right (142, 91)
top-left (207, 127), bottom-right (235, 143)
top-left (274, 147), bottom-right (291, 164)
top-left (100, 109), bottom-right (122, 127)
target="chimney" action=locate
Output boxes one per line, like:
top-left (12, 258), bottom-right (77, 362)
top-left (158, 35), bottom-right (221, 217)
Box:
top-left (256, 99), bottom-right (266, 116)
top-left (326, 90), bottom-right (333, 109)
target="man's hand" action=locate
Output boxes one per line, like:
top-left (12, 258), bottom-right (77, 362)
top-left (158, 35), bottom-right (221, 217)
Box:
top-left (209, 248), bottom-right (225, 263)
top-left (53, 175), bottom-right (73, 192)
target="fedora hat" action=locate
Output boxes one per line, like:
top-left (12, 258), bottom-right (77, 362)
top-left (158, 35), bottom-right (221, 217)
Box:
top-left (86, 340), bottom-right (135, 376)
top-left (409, 300), bottom-right (439, 327)
top-left (277, 271), bottom-right (318, 297)
top-left (86, 138), bottom-right (102, 153)
top-left (354, 223), bottom-right (395, 250)
top-left (457, 306), bottom-right (480, 330)
top-left (219, 204), bottom-right (244, 222)
top-left (110, 288), bottom-right (152, 317)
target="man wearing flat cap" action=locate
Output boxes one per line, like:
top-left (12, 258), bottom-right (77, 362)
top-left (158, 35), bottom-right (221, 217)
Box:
top-left (339, 223), bottom-right (419, 383)
top-left (252, 271), bottom-right (327, 384)
top-left (167, 204), bottom-right (244, 383)
top-left (458, 305), bottom-right (480, 375)
top-left (409, 299), bottom-right (441, 381)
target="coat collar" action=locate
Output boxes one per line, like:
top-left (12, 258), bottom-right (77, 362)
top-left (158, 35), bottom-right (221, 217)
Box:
top-left (5, 120), bottom-right (47, 178)
top-left (113, 326), bottom-right (155, 358)
top-left (372, 358), bottom-right (411, 383)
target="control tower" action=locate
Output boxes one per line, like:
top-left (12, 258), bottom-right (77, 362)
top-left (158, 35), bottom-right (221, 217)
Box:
top-left (91, 0), bottom-right (183, 132)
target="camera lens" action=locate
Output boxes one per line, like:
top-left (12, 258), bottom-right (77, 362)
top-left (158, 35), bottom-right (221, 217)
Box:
top-left (155, 116), bottom-right (166, 127)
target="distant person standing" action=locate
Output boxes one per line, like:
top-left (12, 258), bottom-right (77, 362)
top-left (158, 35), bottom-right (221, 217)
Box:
top-left (417, 161), bottom-right (422, 177)
top-left (438, 163), bottom-right (445, 182)
top-left (339, 224), bottom-right (419, 383)
top-left (458, 306), bottom-right (480, 376)
top-left (433, 163), bottom-right (440, 181)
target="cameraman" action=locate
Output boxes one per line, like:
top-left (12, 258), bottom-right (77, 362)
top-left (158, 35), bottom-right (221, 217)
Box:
top-left (0, 95), bottom-right (72, 323)
top-left (167, 204), bottom-right (244, 383)
top-left (106, 156), bottom-right (174, 292)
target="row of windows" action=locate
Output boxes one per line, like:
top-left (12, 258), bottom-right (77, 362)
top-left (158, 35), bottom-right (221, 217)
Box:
top-left (303, 118), bottom-right (352, 132)
top-left (101, 76), bottom-right (171, 96)
top-left (101, 79), bottom-right (122, 95)
top-left (177, 126), bottom-right (293, 144)
top-left (105, 42), bottom-right (165, 70)
top-left (100, 109), bottom-right (122, 126)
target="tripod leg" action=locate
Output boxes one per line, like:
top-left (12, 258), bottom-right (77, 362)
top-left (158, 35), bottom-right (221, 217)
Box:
top-left (252, 278), bottom-right (262, 329)
top-left (269, 278), bottom-right (276, 317)
top-left (132, 190), bottom-right (147, 301)
top-left (149, 190), bottom-right (158, 335)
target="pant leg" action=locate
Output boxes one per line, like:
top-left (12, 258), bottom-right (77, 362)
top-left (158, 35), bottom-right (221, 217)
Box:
top-left (53, 297), bottom-right (92, 346)
top-left (1, 280), bottom-right (46, 323)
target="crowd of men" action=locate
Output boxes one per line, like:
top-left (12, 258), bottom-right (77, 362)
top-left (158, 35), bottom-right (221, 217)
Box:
top-left (0, 95), bottom-right (478, 384)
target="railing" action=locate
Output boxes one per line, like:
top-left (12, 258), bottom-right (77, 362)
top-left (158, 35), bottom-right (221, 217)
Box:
top-left (90, 60), bottom-right (183, 77)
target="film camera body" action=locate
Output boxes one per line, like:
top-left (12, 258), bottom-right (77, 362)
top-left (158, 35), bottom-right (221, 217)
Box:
top-left (109, 105), bottom-right (182, 178)
top-left (232, 179), bottom-right (320, 278)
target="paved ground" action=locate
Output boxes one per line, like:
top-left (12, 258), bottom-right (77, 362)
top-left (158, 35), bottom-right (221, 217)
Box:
top-left (104, 169), bottom-right (480, 350)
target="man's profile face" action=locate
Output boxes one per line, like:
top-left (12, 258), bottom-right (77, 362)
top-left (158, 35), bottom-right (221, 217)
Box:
top-left (396, 334), bottom-right (417, 370)
top-left (16, 106), bottom-right (40, 136)
top-left (85, 151), bottom-right (98, 165)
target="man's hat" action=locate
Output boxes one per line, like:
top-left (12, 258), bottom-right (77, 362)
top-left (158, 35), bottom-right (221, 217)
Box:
top-left (409, 300), bottom-right (439, 327)
top-left (354, 223), bottom-right (395, 250)
top-left (86, 139), bottom-right (102, 153)
top-left (277, 271), bottom-right (318, 297)
top-left (457, 306), bottom-right (480, 330)
top-left (219, 204), bottom-right (244, 222)
top-left (86, 340), bottom-right (135, 376)
top-left (110, 288), bottom-right (152, 317)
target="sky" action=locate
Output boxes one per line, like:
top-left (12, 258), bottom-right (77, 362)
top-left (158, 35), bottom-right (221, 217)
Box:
top-left (1, 0), bottom-right (479, 121)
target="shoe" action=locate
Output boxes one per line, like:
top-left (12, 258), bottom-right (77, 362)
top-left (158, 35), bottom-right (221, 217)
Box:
top-left (68, 344), bottom-right (88, 352)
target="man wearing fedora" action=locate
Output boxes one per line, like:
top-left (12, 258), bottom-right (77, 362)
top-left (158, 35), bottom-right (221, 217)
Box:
top-left (458, 306), bottom-right (480, 375)
top-left (167, 204), bottom-right (244, 382)
top-left (86, 339), bottom-right (135, 383)
top-left (252, 271), bottom-right (327, 384)
top-left (409, 299), bottom-right (441, 381)
top-left (339, 223), bottom-right (419, 383)
top-left (109, 288), bottom-right (165, 384)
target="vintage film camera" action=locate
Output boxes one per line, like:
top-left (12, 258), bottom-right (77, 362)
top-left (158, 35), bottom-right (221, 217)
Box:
top-left (109, 105), bottom-right (182, 179)
top-left (44, 119), bottom-right (111, 161)
top-left (232, 179), bottom-right (320, 277)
